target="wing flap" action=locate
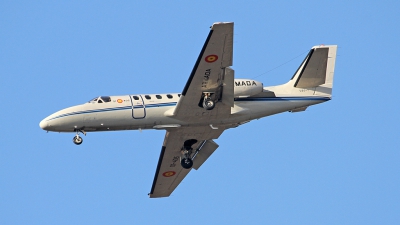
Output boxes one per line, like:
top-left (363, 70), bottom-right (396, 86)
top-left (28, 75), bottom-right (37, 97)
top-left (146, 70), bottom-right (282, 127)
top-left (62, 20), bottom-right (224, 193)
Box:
top-left (221, 67), bottom-right (234, 107)
top-left (192, 140), bottom-right (219, 170)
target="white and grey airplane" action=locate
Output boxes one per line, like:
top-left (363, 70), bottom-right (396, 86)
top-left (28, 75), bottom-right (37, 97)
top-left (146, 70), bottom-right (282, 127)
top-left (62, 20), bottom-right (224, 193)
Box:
top-left (39, 22), bottom-right (337, 198)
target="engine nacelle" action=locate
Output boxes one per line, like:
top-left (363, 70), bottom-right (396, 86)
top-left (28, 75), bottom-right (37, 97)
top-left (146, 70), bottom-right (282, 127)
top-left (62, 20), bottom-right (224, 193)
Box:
top-left (234, 79), bottom-right (263, 97)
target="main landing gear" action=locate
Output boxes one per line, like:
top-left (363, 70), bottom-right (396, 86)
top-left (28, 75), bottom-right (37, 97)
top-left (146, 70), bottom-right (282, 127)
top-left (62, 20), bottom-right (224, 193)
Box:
top-left (181, 157), bottom-right (193, 169)
top-left (180, 139), bottom-right (197, 169)
top-left (202, 93), bottom-right (215, 110)
top-left (73, 129), bottom-right (86, 145)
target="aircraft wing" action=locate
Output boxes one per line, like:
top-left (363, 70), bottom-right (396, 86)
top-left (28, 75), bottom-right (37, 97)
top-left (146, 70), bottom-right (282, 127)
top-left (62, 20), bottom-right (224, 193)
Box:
top-left (172, 22), bottom-right (235, 122)
top-left (149, 126), bottom-right (225, 198)
top-left (149, 22), bottom-right (236, 198)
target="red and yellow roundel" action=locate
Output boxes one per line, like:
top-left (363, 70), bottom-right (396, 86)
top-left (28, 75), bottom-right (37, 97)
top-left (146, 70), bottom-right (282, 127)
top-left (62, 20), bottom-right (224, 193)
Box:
top-left (162, 171), bottom-right (176, 177)
top-left (205, 55), bottom-right (218, 63)
top-left (117, 99), bottom-right (123, 103)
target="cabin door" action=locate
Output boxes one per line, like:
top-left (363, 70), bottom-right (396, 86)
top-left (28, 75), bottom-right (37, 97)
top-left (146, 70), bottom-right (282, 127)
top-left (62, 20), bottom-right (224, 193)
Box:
top-left (130, 95), bottom-right (146, 119)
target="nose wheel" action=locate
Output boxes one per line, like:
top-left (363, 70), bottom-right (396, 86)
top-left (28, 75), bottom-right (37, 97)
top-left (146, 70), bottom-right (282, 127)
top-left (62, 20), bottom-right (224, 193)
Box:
top-left (72, 129), bottom-right (86, 145)
top-left (73, 135), bottom-right (83, 145)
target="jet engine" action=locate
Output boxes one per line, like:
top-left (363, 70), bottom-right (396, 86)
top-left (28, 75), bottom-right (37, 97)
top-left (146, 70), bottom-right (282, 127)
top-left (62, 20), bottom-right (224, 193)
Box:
top-left (233, 79), bottom-right (263, 97)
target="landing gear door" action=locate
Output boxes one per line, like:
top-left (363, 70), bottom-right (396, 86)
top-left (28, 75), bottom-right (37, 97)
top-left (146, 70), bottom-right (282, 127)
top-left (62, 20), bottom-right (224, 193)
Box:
top-left (130, 95), bottom-right (146, 119)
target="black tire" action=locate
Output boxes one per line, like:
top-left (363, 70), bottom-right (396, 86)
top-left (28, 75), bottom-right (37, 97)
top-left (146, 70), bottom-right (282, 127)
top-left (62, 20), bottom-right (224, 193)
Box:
top-left (181, 158), bottom-right (193, 169)
top-left (73, 136), bottom-right (83, 145)
top-left (203, 99), bottom-right (215, 110)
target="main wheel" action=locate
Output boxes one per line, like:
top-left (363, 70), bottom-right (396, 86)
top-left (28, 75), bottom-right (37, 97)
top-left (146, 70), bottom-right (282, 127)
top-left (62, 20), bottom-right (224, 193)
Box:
top-left (203, 98), bottom-right (215, 110)
top-left (73, 136), bottom-right (83, 145)
top-left (181, 158), bottom-right (193, 169)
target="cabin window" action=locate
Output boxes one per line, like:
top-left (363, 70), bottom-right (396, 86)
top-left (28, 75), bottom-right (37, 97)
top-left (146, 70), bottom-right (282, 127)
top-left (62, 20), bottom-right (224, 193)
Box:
top-left (98, 99), bottom-right (103, 103)
top-left (132, 96), bottom-right (139, 100)
top-left (145, 95), bottom-right (151, 100)
top-left (166, 94), bottom-right (173, 99)
top-left (156, 95), bottom-right (162, 99)
top-left (178, 94), bottom-right (181, 97)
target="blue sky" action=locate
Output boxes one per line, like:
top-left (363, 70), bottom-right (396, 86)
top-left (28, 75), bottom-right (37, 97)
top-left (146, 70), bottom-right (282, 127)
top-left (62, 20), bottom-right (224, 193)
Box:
top-left (1, 1), bottom-right (399, 224)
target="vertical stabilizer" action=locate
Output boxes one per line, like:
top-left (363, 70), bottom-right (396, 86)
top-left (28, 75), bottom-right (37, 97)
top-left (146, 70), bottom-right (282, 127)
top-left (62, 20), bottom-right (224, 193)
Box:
top-left (284, 45), bottom-right (337, 97)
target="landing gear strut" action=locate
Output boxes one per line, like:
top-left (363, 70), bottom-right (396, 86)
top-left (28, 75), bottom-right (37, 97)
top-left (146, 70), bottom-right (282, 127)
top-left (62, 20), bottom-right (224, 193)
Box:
top-left (180, 139), bottom-right (197, 169)
top-left (72, 129), bottom-right (86, 145)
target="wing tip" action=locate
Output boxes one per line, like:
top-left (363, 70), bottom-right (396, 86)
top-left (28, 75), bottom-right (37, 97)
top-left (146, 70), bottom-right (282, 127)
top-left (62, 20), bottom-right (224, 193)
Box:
top-left (211, 22), bottom-right (234, 29)
top-left (311, 44), bottom-right (338, 49)
top-left (148, 193), bottom-right (171, 198)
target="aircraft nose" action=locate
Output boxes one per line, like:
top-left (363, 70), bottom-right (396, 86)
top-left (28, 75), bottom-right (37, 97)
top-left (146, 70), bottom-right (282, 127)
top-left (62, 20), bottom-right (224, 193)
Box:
top-left (39, 119), bottom-right (48, 130)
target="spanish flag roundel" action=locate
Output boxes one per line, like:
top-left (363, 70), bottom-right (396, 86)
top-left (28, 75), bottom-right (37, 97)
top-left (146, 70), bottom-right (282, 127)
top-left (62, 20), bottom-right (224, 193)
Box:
top-left (162, 171), bottom-right (176, 177)
top-left (205, 55), bottom-right (218, 63)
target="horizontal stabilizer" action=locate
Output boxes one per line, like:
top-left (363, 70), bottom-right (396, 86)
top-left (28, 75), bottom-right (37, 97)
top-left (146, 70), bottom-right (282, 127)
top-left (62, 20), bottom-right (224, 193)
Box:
top-left (289, 106), bottom-right (307, 113)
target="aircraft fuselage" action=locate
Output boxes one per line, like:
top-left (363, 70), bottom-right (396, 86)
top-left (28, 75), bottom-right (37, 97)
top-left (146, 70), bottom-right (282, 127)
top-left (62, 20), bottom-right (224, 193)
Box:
top-left (39, 91), bottom-right (330, 133)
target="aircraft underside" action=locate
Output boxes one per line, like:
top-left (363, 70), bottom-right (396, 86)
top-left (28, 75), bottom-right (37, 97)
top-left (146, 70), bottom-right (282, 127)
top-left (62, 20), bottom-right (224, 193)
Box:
top-left (39, 22), bottom-right (337, 198)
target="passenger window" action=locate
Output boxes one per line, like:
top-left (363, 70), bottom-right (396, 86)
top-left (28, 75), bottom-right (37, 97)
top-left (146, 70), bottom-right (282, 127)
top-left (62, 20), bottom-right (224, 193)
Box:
top-left (145, 95), bottom-right (151, 100)
top-left (156, 95), bottom-right (162, 99)
top-left (167, 94), bottom-right (173, 99)
top-left (133, 96), bottom-right (139, 100)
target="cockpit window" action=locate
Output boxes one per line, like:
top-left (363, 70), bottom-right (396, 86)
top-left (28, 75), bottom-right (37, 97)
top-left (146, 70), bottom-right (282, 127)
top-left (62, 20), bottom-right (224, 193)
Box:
top-left (101, 96), bottom-right (111, 102)
top-left (88, 96), bottom-right (111, 103)
top-left (88, 97), bottom-right (98, 103)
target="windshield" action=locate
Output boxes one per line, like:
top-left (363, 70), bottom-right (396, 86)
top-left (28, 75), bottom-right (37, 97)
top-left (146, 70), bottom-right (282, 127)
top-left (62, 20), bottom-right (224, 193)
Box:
top-left (88, 96), bottom-right (111, 103)
top-left (88, 97), bottom-right (98, 103)
top-left (101, 96), bottom-right (111, 102)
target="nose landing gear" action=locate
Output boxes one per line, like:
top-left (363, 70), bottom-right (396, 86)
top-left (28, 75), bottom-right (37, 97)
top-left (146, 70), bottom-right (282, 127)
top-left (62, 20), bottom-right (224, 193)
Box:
top-left (73, 129), bottom-right (86, 145)
top-left (73, 135), bottom-right (83, 145)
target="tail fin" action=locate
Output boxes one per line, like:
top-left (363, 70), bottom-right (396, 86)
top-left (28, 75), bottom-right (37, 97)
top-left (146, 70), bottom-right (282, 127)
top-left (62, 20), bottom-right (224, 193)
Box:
top-left (286, 45), bottom-right (337, 96)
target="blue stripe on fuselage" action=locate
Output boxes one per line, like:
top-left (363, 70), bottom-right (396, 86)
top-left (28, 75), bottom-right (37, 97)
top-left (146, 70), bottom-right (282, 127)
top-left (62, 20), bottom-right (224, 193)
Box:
top-left (46, 97), bottom-right (329, 121)
top-left (234, 96), bottom-right (331, 102)
top-left (47, 106), bottom-right (133, 121)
